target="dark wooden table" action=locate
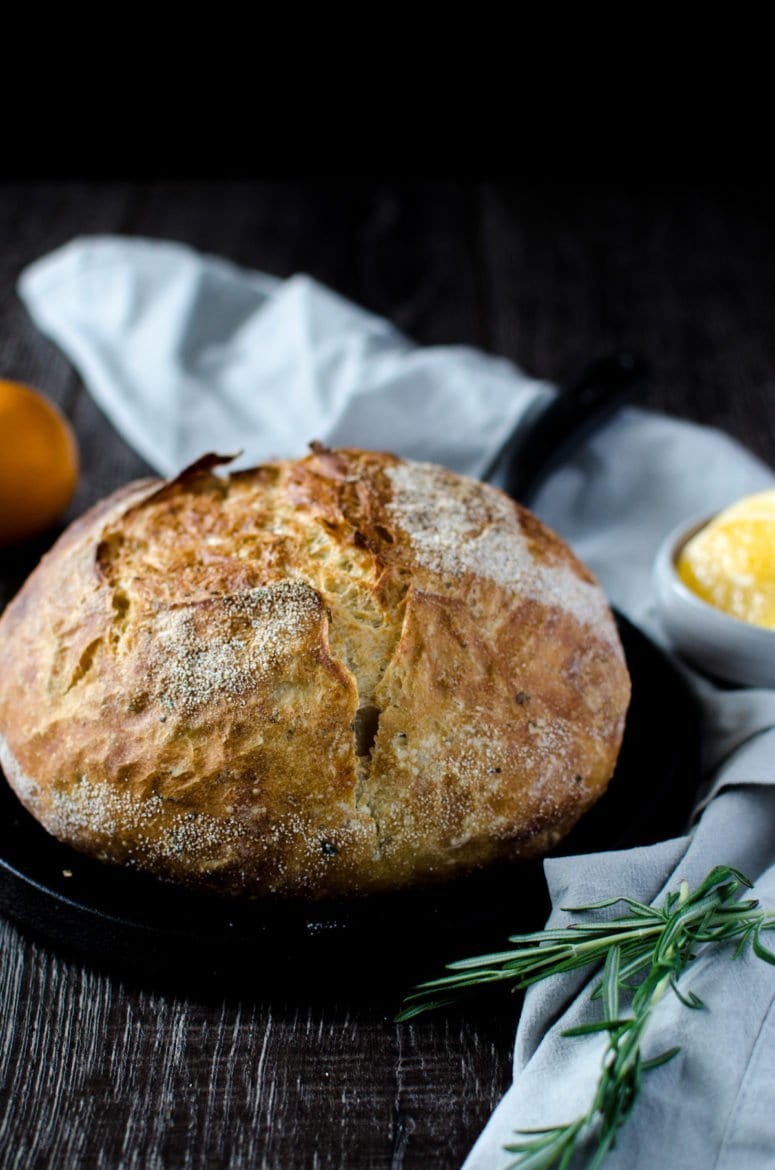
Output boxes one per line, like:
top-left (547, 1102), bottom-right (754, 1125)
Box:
top-left (1, 181), bottom-right (774, 1170)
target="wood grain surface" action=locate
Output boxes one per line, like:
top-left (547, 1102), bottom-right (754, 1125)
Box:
top-left (1, 181), bottom-right (774, 1169)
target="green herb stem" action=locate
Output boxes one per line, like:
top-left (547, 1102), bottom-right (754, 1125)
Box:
top-left (396, 865), bottom-right (775, 1169)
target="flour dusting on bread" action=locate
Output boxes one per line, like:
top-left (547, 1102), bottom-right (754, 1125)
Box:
top-left (386, 460), bottom-right (612, 637)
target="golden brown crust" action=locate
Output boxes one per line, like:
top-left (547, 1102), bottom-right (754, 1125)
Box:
top-left (0, 448), bottom-right (630, 897)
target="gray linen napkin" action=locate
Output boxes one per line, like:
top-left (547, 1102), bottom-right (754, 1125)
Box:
top-left (17, 237), bottom-right (551, 480)
top-left (18, 237), bottom-right (775, 1169)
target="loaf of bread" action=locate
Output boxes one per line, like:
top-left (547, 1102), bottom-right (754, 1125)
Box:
top-left (0, 447), bottom-right (630, 897)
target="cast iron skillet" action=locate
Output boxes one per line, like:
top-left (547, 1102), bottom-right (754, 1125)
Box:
top-left (0, 358), bottom-right (702, 992)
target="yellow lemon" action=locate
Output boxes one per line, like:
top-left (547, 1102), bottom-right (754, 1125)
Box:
top-left (677, 489), bottom-right (775, 629)
top-left (0, 379), bottom-right (79, 547)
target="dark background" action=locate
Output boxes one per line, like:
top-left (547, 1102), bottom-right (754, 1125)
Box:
top-left (1, 180), bottom-right (774, 1168)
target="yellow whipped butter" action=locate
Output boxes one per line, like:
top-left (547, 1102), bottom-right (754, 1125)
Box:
top-left (677, 489), bottom-right (775, 629)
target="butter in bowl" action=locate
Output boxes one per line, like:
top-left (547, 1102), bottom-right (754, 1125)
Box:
top-left (654, 490), bottom-right (775, 688)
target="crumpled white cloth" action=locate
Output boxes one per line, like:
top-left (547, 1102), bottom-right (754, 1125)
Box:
top-left (18, 236), bottom-right (551, 480)
top-left (18, 237), bottom-right (775, 1170)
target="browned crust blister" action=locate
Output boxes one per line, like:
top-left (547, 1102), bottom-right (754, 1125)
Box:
top-left (0, 448), bottom-right (630, 898)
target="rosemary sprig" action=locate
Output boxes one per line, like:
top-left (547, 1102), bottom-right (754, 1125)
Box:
top-left (396, 865), bottom-right (775, 1169)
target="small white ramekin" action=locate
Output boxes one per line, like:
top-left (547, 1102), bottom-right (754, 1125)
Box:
top-left (653, 515), bottom-right (775, 688)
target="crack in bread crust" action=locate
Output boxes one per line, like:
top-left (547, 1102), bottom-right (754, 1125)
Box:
top-left (0, 448), bottom-right (630, 897)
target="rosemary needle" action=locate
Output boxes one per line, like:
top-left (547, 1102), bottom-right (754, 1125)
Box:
top-left (396, 865), bottom-right (775, 1169)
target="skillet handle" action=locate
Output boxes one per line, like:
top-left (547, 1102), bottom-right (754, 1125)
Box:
top-left (496, 353), bottom-right (649, 506)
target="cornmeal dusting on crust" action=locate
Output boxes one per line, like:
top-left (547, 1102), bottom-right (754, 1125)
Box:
top-left (46, 777), bottom-right (251, 865)
top-left (386, 460), bottom-right (613, 638)
top-left (151, 579), bottom-right (322, 714)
